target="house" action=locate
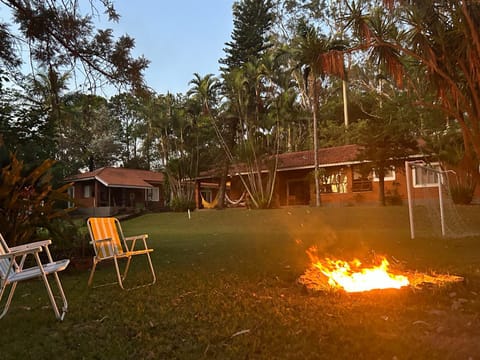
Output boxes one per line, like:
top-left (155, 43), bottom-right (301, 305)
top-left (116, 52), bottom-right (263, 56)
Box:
top-left (66, 167), bottom-right (166, 216)
top-left (195, 144), bottom-right (480, 208)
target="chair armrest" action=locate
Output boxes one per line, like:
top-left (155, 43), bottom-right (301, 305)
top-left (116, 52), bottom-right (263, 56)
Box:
top-left (124, 234), bottom-right (150, 252)
top-left (0, 246), bottom-right (42, 259)
top-left (9, 240), bottom-right (52, 252)
top-left (90, 237), bottom-right (113, 245)
top-left (125, 234), bottom-right (148, 241)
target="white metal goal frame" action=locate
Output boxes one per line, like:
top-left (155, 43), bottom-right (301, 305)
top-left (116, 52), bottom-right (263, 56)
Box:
top-left (405, 160), bottom-right (455, 239)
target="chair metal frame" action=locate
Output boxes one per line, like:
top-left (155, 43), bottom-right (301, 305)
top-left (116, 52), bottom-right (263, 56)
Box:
top-left (87, 217), bottom-right (156, 290)
top-left (0, 233), bottom-right (69, 321)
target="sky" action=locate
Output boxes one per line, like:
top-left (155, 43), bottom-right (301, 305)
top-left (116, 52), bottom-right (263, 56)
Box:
top-left (99, 1), bottom-right (235, 95)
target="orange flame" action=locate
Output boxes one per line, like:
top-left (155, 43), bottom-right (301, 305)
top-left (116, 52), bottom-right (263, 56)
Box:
top-left (304, 247), bottom-right (409, 292)
top-left (300, 247), bottom-right (464, 292)
top-left (313, 257), bottom-right (409, 292)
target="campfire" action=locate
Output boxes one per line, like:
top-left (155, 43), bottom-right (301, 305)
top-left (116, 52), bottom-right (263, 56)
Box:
top-left (299, 247), bottom-right (463, 292)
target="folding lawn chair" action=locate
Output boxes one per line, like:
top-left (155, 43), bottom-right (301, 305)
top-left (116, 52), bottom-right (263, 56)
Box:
top-left (87, 217), bottom-right (156, 290)
top-left (0, 232), bottom-right (69, 321)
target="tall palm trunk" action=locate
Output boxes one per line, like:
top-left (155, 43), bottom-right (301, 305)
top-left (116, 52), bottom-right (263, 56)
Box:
top-left (312, 80), bottom-right (321, 207)
top-left (342, 78), bottom-right (349, 129)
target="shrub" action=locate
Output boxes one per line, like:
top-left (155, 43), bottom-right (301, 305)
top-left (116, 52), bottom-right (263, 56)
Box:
top-left (170, 196), bottom-right (196, 212)
top-left (451, 182), bottom-right (476, 205)
top-left (0, 153), bottom-right (73, 246)
top-left (385, 182), bottom-right (403, 206)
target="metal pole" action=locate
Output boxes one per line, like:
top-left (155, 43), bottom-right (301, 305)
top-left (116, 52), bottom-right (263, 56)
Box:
top-left (438, 172), bottom-right (446, 237)
top-left (405, 161), bottom-right (415, 239)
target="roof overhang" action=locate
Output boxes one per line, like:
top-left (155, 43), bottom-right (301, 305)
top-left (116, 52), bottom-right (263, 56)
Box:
top-left (68, 175), bottom-right (155, 189)
top-left (104, 184), bottom-right (154, 189)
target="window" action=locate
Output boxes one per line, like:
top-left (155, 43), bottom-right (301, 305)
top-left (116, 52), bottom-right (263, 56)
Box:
top-left (201, 190), bottom-right (212, 202)
top-left (373, 167), bottom-right (396, 182)
top-left (146, 187), bottom-right (160, 202)
top-left (83, 184), bottom-right (92, 198)
top-left (320, 169), bottom-right (347, 194)
top-left (352, 165), bottom-right (372, 192)
top-left (413, 163), bottom-right (442, 188)
top-left (68, 187), bottom-right (75, 208)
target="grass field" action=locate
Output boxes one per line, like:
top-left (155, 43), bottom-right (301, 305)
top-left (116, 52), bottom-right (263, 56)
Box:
top-left (2, 206), bottom-right (480, 359)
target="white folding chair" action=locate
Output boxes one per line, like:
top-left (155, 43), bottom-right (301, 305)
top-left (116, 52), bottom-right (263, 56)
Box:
top-left (0, 233), bottom-right (69, 321)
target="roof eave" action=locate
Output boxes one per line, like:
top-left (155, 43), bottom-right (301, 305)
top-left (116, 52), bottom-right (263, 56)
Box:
top-left (105, 184), bottom-right (153, 189)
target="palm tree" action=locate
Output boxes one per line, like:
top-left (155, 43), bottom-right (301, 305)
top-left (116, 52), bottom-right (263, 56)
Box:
top-left (187, 73), bottom-right (231, 208)
top-left (290, 22), bottom-right (347, 206)
top-left (187, 73), bottom-right (221, 116)
top-left (218, 58), bottom-right (281, 209)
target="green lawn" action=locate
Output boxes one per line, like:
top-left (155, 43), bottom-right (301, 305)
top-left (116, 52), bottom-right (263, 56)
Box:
top-left (2, 206), bottom-right (480, 359)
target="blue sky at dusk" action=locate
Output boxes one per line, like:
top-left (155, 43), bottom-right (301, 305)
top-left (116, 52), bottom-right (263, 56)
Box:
top-left (100, 1), bottom-right (234, 95)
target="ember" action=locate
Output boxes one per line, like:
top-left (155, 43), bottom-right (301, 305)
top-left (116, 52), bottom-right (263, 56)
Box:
top-left (299, 247), bottom-right (463, 292)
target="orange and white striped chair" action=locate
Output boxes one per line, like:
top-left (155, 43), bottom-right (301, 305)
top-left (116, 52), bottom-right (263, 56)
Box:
top-left (86, 217), bottom-right (156, 290)
top-left (0, 232), bottom-right (69, 320)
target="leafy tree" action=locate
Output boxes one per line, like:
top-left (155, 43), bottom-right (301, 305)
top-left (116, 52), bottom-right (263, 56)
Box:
top-left (137, 92), bottom-right (167, 171)
top-left (220, 0), bottom-right (275, 71)
top-left (0, 0), bottom-right (148, 92)
top-left (60, 92), bottom-right (122, 173)
top-left (221, 58), bottom-right (282, 209)
top-left (188, 73), bottom-right (221, 115)
top-left (0, 75), bottom-right (57, 166)
top-left (350, 92), bottom-right (419, 205)
top-left (289, 21), bottom-right (347, 206)
top-left (186, 72), bottom-right (222, 170)
top-left (108, 93), bottom-right (146, 168)
top-left (424, 125), bottom-right (477, 204)
top-left (343, 0), bottom-right (480, 163)
top-left (0, 1), bottom-right (149, 187)
top-left (0, 147), bottom-right (72, 247)
top-left (171, 94), bottom-right (208, 210)
top-left (216, 0), bottom-right (275, 208)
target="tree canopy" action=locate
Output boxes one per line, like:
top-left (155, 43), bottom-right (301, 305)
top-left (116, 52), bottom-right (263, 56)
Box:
top-left (343, 0), bottom-right (480, 160)
top-left (0, 0), bottom-right (149, 92)
top-left (1, 0), bottom-right (478, 211)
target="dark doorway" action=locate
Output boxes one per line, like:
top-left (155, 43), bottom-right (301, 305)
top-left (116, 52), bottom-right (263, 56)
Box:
top-left (287, 179), bottom-right (310, 205)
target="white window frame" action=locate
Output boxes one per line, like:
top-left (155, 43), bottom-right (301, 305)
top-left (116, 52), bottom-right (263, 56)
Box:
top-left (68, 187), bottom-right (75, 208)
top-left (83, 184), bottom-right (92, 198)
top-left (373, 167), bottom-right (396, 182)
top-left (146, 187), bottom-right (160, 202)
top-left (201, 190), bottom-right (212, 202)
top-left (412, 162), bottom-right (442, 188)
top-left (320, 169), bottom-right (348, 194)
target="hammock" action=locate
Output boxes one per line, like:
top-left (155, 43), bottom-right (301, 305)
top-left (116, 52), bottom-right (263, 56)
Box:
top-left (201, 194), bottom-right (219, 209)
top-left (225, 191), bottom-right (246, 206)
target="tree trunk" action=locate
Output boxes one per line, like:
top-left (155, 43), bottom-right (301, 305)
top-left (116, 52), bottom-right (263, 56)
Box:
top-left (216, 158), bottom-right (229, 209)
top-left (378, 169), bottom-right (386, 206)
top-left (342, 78), bottom-right (349, 129)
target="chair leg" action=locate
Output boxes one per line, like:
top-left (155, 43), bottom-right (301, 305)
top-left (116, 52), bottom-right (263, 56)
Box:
top-left (122, 256), bottom-right (132, 281)
top-left (0, 282), bottom-right (17, 320)
top-left (146, 252), bottom-right (157, 286)
top-left (113, 257), bottom-right (125, 290)
top-left (39, 273), bottom-right (62, 320)
top-left (119, 253), bottom-right (156, 291)
top-left (87, 259), bottom-right (98, 287)
top-left (52, 272), bottom-right (68, 318)
top-left (89, 254), bottom-right (156, 291)
top-left (35, 253), bottom-right (65, 321)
